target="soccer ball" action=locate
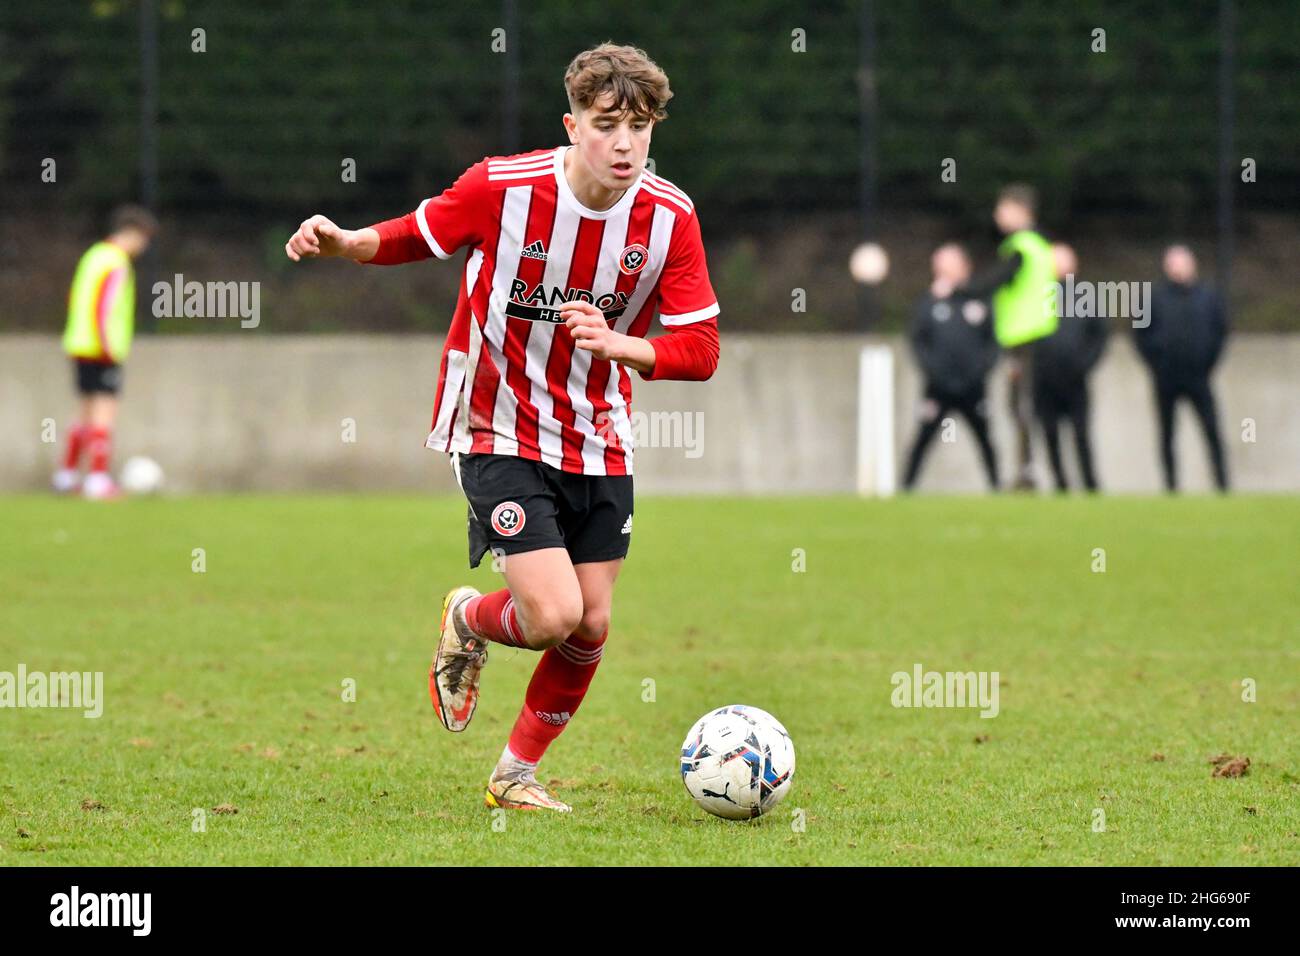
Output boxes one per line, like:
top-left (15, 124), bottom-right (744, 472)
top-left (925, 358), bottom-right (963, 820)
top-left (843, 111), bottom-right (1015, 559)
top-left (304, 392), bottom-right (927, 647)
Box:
top-left (120, 456), bottom-right (164, 495)
top-left (680, 704), bottom-right (795, 820)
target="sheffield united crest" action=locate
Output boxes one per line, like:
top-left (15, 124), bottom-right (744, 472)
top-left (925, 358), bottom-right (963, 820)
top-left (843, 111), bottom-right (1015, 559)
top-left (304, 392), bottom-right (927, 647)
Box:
top-left (619, 243), bottom-right (649, 276)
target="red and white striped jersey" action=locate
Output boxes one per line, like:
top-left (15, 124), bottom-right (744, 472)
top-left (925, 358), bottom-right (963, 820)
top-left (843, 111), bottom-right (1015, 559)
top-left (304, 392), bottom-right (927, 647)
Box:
top-left (389, 146), bottom-right (719, 476)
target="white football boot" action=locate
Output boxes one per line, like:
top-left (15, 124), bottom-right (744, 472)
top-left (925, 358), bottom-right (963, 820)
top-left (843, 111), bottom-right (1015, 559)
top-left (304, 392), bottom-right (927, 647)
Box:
top-left (429, 586), bottom-right (487, 732)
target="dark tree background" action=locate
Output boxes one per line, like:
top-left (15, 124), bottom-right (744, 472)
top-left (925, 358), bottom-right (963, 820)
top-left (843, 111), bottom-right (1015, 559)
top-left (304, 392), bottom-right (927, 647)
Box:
top-left (1, 0), bottom-right (1296, 332)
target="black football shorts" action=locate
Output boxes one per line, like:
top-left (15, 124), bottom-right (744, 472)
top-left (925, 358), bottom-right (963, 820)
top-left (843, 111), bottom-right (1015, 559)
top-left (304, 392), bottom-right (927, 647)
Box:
top-left (74, 359), bottom-right (123, 395)
top-left (451, 451), bottom-right (634, 570)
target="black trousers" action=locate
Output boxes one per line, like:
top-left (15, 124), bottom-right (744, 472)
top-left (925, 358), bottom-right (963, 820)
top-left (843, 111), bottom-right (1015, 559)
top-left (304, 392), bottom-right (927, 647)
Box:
top-left (1033, 382), bottom-right (1098, 492)
top-left (903, 384), bottom-right (999, 490)
top-left (1153, 375), bottom-right (1228, 491)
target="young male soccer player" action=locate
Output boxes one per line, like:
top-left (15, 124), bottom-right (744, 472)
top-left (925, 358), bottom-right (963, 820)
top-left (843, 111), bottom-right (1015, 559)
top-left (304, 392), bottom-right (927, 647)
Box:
top-left (284, 44), bottom-right (720, 811)
top-left (948, 185), bottom-right (1058, 490)
top-left (55, 205), bottom-right (157, 499)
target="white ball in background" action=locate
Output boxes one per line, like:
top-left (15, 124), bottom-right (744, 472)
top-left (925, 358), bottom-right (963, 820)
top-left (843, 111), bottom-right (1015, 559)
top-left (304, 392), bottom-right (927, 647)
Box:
top-left (849, 241), bottom-right (890, 285)
top-left (120, 456), bottom-right (164, 495)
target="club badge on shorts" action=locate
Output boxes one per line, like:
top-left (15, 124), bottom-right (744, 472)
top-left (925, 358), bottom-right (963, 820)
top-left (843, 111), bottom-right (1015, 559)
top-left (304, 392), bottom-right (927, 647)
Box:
top-left (490, 501), bottom-right (526, 537)
top-left (619, 243), bottom-right (649, 276)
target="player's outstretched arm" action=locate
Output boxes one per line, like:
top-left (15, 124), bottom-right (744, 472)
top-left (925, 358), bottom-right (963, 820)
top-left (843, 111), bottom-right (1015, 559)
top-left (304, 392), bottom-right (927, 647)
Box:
top-left (284, 215), bottom-right (379, 263)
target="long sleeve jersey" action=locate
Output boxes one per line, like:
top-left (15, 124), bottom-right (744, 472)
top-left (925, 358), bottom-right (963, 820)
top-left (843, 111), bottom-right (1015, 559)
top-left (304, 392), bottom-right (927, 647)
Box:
top-left (363, 147), bottom-right (720, 476)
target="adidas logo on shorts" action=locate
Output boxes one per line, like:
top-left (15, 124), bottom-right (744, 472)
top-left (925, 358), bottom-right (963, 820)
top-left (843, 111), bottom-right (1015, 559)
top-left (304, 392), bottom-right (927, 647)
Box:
top-left (520, 240), bottom-right (548, 261)
top-left (621, 514), bottom-right (633, 535)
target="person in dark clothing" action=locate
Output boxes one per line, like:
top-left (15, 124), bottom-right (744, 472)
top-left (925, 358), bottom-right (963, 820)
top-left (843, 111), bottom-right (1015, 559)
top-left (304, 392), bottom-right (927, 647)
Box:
top-left (1032, 243), bottom-right (1108, 492)
top-left (903, 244), bottom-right (1001, 490)
top-left (1134, 244), bottom-right (1230, 492)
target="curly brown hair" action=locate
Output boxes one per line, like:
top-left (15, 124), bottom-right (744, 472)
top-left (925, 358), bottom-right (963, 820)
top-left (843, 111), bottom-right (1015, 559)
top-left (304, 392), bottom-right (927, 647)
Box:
top-left (563, 43), bottom-right (673, 123)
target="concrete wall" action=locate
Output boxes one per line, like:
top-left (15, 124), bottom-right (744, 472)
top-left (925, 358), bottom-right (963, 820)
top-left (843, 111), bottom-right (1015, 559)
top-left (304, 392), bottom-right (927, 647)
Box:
top-left (2, 333), bottom-right (1295, 494)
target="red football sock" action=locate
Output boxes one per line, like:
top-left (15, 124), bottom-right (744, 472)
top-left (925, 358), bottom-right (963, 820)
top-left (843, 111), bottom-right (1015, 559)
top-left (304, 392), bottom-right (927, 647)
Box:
top-left (87, 425), bottom-right (113, 474)
top-left (464, 588), bottom-right (528, 647)
top-left (62, 423), bottom-right (88, 469)
top-left (506, 629), bottom-right (607, 764)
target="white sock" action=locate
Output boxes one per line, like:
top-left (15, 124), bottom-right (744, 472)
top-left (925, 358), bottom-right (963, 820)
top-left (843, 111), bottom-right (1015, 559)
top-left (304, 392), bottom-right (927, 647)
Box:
top-left (495, 744), bottom-right (538, 780)
top-left (452, 597), bottom-right (479, 641)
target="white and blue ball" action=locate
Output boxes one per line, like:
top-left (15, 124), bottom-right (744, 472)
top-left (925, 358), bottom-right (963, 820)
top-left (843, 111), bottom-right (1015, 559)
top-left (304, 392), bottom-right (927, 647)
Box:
top-left (680, 705), bottom-right (795, 820)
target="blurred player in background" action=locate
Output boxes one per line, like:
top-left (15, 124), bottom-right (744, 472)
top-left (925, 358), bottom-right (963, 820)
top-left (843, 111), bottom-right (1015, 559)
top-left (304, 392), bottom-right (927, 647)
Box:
top-left (54, 205), bottom-right (157, 499)
top-left (1031, 243), bottom-right (1107, 492)
top-left (284, 44), bottom-right (719, 812)
top-left (1134, 244), bottom-right (1229, 492)
top-left (952, 184), bottom-right (1059, 490)
top-left (902, 243), bottom-right (999, 491)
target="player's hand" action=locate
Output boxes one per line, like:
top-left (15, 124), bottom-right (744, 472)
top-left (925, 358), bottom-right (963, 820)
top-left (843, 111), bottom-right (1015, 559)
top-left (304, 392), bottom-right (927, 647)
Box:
top-left (562, 300), bottom-right (623, 362)
top-left (285, 215), bottom-right (352, 261)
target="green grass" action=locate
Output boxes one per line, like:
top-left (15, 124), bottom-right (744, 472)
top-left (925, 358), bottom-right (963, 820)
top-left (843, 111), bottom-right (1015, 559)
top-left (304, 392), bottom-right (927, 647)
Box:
top-left (1, 493), bottom-right (1297, 866)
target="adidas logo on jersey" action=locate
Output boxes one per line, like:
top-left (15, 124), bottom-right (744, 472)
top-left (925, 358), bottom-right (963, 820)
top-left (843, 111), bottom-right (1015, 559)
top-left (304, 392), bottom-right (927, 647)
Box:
top-left (621, 514), bottom-right (633, 535)
top-left (520, 240), bottom-right (548, 261)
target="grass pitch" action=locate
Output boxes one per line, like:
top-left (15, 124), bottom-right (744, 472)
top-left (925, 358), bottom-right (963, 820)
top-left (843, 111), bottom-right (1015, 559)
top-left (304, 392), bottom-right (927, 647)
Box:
top-left (0, 493), bottom-right (1296, 866)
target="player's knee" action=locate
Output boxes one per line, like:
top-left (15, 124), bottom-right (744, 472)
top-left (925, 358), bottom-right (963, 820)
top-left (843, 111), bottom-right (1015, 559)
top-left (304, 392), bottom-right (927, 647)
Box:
top-left (525, 600), bottom-right (583, 649)
top-left (572, 608), bottom-right (610, 645)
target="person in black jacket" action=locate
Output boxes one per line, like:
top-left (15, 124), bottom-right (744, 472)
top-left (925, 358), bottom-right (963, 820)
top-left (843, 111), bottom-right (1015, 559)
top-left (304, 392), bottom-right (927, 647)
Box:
top-left (1032, 243), bottom-right (1107, 491)
top-left (903, 244), bottom-right (1000, 491)
top-left (1135, 245), bottom-right (1230, 492)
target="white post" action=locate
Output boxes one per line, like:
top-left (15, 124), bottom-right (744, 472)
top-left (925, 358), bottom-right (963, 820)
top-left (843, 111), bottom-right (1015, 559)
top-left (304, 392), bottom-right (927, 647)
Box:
top-left (857, 345), bottom-right (896, 497)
